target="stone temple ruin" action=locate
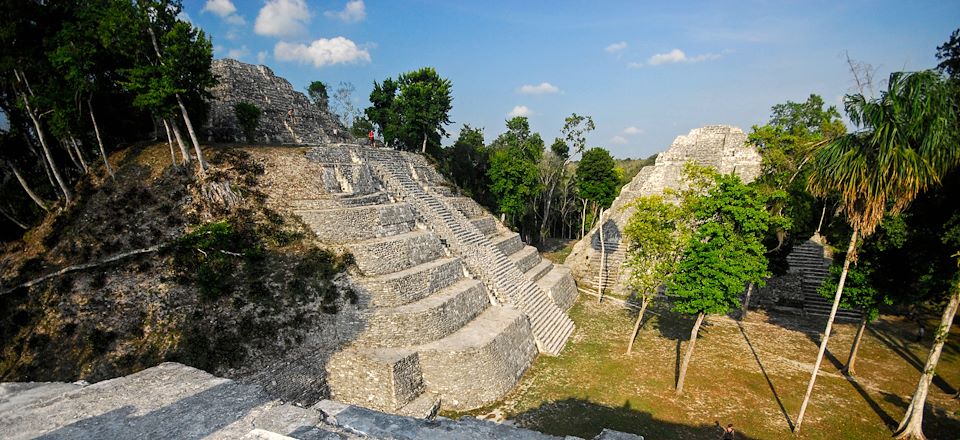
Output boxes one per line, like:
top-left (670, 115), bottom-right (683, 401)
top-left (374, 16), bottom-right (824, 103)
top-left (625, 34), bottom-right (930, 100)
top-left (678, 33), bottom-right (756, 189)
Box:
top-left (565, 125), bottom-right (763, 297)
top-left (206, 58), bottom-right (352, 145)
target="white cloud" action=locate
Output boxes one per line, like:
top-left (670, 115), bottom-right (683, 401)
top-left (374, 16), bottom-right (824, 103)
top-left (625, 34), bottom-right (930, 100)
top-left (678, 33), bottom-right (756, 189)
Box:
top-left (508, 105), bottom-right (531, 117)
top-left (255, 0), bottom-right (311, 37)
top-left (227, 46), bottom-right (249, 60)
top-left (325, 0), bottom-right (366, 23)
top-left (623, 126), bottom-right (643, 135)
top-left (518, 82), bottom-right (560, 95)
top-left (177, 11), bottom-right (192, 23)
top-left (274, 37), bottom-right (372, 68)
top-left (627, 61), bottom-right (644, 69)
top-left (605, 41), bottom-right (627, 53)
top-left (610, 136), bottom-right (628, 145)
top-left (203, 0), bottom-right (245, 24)
top-left (204, 0), bottom-right (236, 17)
top-left (646, 48), bottom-right (729, 66)
top-left (257, 51), bottom-right (268, 64)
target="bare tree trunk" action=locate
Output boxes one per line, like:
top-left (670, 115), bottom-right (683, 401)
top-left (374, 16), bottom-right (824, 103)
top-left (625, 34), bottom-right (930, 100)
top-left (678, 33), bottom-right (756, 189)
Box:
top-left (88, 97), bottom-right (114, 179)
top-left (62, 137), bottom-right (82, 171)
top-left (581, 198), bottom-right (588, 238)
top-left (15, 74), bottom-right (72, 203)
top-left (8, 162), bottom-right (49, 211)
top-left (0, 205), bottom-right (28, 229)
top-left (176, 94), bottom-right (206, 175)
top-left (676, 311), bottom-right (705, 395)
top-left (70, 137), bottom-right (89, 173)
top-left (741, 283), bottom-right (754, 320)
top-left (627, 296), bottom-right (650, 354)
top-left (23, 133), bottom-right (58, 193)
top-left (794, 228), bottom-right (859, 433)
top-left (168, 118), bottom-right (192, 165)
top-left (421, 132), bottom-right (427, 154)
top-left (162, 118), bottom-right (177, 166)
top-left (815, 204), bottom-right (827, 235)
top-left (893, 286), bottom-right (959, 440)
top-left (597, 208), bottom-right (607, 302)
top-left (842, 315), bottom-right (868, 376)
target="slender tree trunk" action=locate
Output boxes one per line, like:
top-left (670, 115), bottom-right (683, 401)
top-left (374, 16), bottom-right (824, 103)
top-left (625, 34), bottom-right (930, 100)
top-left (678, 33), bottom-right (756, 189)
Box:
top-left (8, 163), bottom-right (49, 211)
top-left (627, 296), bottom-right (650, 354)
top-left (0, 206), bottom-right (28, 229)
top-left (17, 87), bottom-right (72, 203)
top-left (842, 315), bottom-right (868, 376)
top-left (741, 283), bottom-right (754, 320)
top-left (815, 204), bottom-right (828, 235)
top-left (162, 118), bottom-right (177, 166)
top-left (421, 132), bottom-right (427, 153)
top-left (581, 198), bottom-right (588, 238)
top-left (70, 137), bottom-right (89, 173)
top-left (168, 118), bottom-right (192, 165)
top-left (88, 97), bottom-right (114, 179)
top-left (676, 311), bottom-right (705, 395)
top-left (23, 133), bottom-right (58, 193)
top-left (176, 94), bottom-right (206, 175)
top-left (62, 137), bottom-right (82, 171)
top-left (893, 286), bottom-right (959, 440)
top-left (597, 208), bottom-right (607, 302)
top-left (794, 228), bottom-right (859, 433)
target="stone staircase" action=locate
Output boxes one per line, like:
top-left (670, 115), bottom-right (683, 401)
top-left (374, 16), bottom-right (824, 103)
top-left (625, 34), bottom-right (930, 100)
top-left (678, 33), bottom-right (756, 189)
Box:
top-left (579, 241), bottom-right (626, 296)
top-left (787, 237), bottom-right (862, 321)
top-left (363, 147), bottom-right (575, 356)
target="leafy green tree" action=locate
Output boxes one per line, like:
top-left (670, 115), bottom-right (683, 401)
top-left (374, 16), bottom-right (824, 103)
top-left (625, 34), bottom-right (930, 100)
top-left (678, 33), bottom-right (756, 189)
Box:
top-left (575, 147), bottom-right (618, 237)
top-left (936, 28), bottom-right (960, 79)
top-left (487, 117), bottom-right (543, 233)
top-left (537, 113), bottom-right (595, 241)
top-left (795, 70), bottom-right (960, 437)
top-left (233, 102), bottom-right (261, 143)
top-left (623, 194), bottom-right (693, 353)
top-left (365, 78), bottom-right (399, 145)
top-left (365, 68), bottom-right (453, 159)
top-left (307, 81), bottom-right (328, 110)
top-left (670, 173), bottom-right (771, 395)
top-left (350, 115), bottom-right (374, 139)
top-left (444, 125), bottom-right (492, 207)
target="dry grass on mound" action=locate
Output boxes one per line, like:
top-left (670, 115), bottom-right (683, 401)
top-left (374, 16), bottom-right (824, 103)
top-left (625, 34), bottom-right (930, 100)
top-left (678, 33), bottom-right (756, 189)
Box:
top-left (455, 297), bottom-right (960, 440)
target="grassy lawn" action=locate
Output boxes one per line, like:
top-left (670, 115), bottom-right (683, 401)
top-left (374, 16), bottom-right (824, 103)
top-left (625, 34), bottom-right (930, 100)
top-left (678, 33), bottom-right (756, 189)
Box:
top-left (454, 296), bottom-right (960, 439)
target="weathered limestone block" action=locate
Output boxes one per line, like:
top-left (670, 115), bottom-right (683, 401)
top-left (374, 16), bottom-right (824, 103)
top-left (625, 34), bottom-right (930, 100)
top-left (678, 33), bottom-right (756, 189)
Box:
top-left (206, 59), bottom-right (351, 145)
top-left (326, 348), bottom-right (425, 412)
top-left (537, 266), bottom-right (578, 311)
top-left (354, 257), bottom-right (465, 308)
top-left (447, 196), bottom-right (487, 219)
top-left (491, 231), bottom-right (524, 256)
top-left (350, 231), bottom-right (445, 276)
top-left (510, 246), bottom-right (543, 274)
top-left (470, 217), bottom-right (498, 236)
top-left (358, 279), bottom-right (491, 347)
top-left (525, 258), bottom-right (553, 282)
top-left (296, 203), bottom-right (416, 243)
top-left (417, 307), bottom-right (537, 410)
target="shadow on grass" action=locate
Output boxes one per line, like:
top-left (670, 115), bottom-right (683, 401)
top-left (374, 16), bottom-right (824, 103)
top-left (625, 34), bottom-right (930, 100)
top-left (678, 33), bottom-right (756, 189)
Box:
top-left (869, 324), bottom-right (956, 395)
top-left (511, 398), bottom-right (763, 440)
top-left (737, 321), bottom-right (794, 431)
top-left (649, 308), bottom-right (706, 388)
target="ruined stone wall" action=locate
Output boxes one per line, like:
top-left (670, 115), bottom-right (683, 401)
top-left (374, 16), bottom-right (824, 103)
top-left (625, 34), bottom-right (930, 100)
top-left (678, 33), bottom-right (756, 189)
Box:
top-left (566, 125), bottom-right (762, 294)
top-left (206, 59), bottom-right (352, 145)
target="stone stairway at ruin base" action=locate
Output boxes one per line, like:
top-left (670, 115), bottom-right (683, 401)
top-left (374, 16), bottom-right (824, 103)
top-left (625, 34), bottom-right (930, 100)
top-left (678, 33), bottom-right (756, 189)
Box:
top-left (787, 236), bottom-right (862, 321)
top-left (287, 144), bottom-right (577, 417)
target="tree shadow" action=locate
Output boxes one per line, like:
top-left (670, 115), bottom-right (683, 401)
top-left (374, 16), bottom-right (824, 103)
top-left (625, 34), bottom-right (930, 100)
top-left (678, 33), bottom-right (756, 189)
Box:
top-left (882, 392), bottom-right (960, 439)
top-left (869, 324), bottom-right (956, 395)
top-left (510, 397), bottom-right (763, 440)
top-left (650, 308), bottom-right (704, 387)
top-left (736, 322), bottom-right (794, 431)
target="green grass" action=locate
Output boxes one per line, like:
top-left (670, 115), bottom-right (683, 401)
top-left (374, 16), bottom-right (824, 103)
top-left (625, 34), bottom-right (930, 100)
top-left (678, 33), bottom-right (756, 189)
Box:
top-left (451, 296), bottom-right (960, 440)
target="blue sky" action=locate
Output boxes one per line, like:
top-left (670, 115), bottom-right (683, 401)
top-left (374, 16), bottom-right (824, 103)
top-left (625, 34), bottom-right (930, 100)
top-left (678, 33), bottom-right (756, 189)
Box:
top-left (184, 0), bottom-right (959, 159)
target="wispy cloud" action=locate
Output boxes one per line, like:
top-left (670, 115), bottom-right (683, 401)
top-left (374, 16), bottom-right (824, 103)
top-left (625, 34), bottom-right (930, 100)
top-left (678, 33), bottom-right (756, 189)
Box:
top-left (227, 46), bottom-right (250, 60)
top-left (631, 48), bottom-right (732, 67)
top-left (508, 105), bottom-right (532, 117)
top-left (274, 37), bottom-right (372, 68)
top-left (255, 0), bottom-right (311, 37)
top-left (325, 0), bottom-right (366, 23)
top-left (257, 51), bottom-right (268, 64)
top-left (518, 82), bottom-right (560, 95)
top-left (610, 135), bottom-right (628, 145)
top-left (605, 41), bottom-right (628, 53)
top-left (623, 126), bottom-right (643, 135)
top-left (203, 0), bottom-right (245, 24)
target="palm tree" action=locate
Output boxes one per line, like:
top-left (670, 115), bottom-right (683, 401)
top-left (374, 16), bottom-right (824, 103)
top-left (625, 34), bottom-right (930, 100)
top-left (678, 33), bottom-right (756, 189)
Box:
top-left (795, 70), bottom-right (958, 435)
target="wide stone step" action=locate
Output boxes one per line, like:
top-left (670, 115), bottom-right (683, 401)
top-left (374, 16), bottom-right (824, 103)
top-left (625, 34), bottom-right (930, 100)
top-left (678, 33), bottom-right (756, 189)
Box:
top-left (295, 203), bottom-right (415, 243)
top-left (536, 266), bottom-right (579, 311)
top-left (416, 306), bottom-right (537, 410)
top-left (355, 257), bottom-right (465, 308)
top-left (491, 231), bottom-right (524, 256)
top-left (470, 217), bottom-right (498, 236)
top-left (509, 246), bottom-right (542, 274)
top-left (358, 279), bottom-right (491, 348)
top-left (445, 196), bottom-right (487, 219)
top-left (350, 230), bottom-right (445, 276)
top-left (524, 258), bottom-right (553, 282)
top-left (326, 348), bottom-right (424, 412)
